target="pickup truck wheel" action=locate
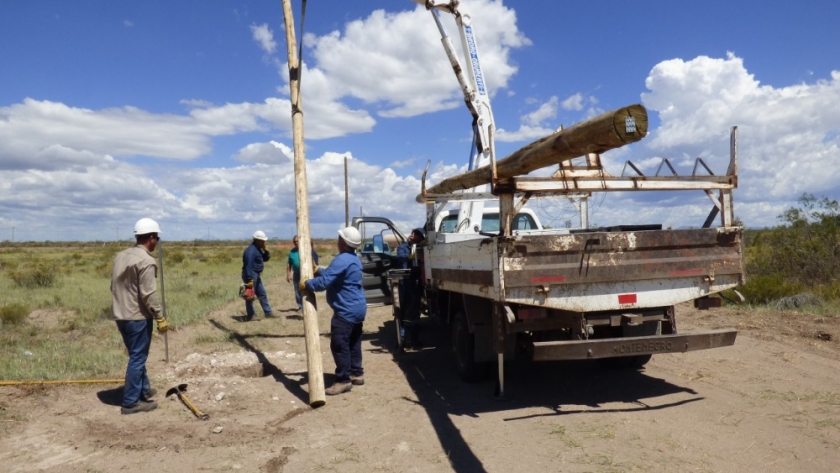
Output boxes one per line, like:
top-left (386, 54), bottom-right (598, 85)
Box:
top-left (598, 354), bottom-right (652, 370)
top-left (452, 311), bottom-right (488, 382)
top-left (394, 315), bottom-right (404, 351)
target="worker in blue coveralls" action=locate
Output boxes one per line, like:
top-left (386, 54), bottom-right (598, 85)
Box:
top-left (300, 227), bottom-right (366, 396)
top-left (241, 230), bottom-right (273, 321)
top-left (395, 227), bottom-right (426, 349)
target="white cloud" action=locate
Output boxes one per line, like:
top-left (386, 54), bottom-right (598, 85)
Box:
top-left (250, 23), bottom-right (277, 55)
top-left (298, 0), bottom-right (530, 119)
top-left (234, 141), bottom-right (293, 164)
top-left (560, 93), bottom-right (584, 111)
top-left (568, 53), bottom-right (840, 229)
top-left (496, 96), bottom-right (558, 142)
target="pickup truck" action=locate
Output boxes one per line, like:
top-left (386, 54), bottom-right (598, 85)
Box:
top-left (353, 127), bottom-right (744, 396)
top-left (352, 1), bottom-right (743, 395)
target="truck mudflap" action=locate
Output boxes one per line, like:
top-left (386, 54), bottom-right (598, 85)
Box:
top-left (531, 329), bottom-right (737, 361)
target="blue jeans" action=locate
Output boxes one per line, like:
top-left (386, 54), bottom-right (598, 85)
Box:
top-left (116, 319), bottom-right (153, 407)
top-left (330, 316), bottom-right (364, 383)
top-left (293, 272), bottom-right (302, 309)
top-left (245, 276), bottom-right (272, 319)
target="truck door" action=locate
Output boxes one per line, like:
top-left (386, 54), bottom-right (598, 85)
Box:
top-left (351, 217), bottom-right (408, 306)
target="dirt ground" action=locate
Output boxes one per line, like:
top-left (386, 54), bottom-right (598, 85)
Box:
top-left (2, 276), bottom-right (840, 473)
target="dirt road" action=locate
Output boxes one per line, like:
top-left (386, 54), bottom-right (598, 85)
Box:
top-left (1, 277), bottom-right (839, 472)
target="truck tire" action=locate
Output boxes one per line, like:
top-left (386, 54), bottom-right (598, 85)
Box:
top-left (598, 354), bottom-right (651, 369)
top-left (394, 314), bottom-right (404, 352)
top-left (452, 311), bottom-right (488, 382)
top-left (598, 320), bottom-right (659, 369)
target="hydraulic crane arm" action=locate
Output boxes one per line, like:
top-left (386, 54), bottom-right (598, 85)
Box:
top-left (411, 0), bottom-right (496, 233)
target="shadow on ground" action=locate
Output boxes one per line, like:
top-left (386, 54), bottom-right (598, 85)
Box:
top-left (207, 319), bottom-right (312, 404)
top-left (366, 315), bottom-right (702, 473)
top-left (96, 386), bottom-right (124, 406)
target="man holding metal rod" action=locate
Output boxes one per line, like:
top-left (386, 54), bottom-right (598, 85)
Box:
top-left (110, 218), bottom-right (168, 415)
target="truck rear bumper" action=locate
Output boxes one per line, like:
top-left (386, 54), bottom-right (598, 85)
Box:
top-left (531, 329), bottom-right (737, 361)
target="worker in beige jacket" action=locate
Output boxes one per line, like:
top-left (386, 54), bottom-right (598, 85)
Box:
top-left (110, 218), bottom-right (168, 415)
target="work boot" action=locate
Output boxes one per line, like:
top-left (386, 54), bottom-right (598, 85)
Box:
top-left (350, 375), bottom-right (365, 386)
top-left (121, 400), bottom-right (158, 415)
top-left (325, 382), bottom-right (352, 396)
top-left (141, 388), bottom-right (157, 401)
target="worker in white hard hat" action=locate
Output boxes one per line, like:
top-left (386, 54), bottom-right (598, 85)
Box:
top-left (300, 226), bottom-right (367, 395)
top-left (110, 218), bottom-right (168, 415)
top-left (241, 230), bottom-right (273, 321)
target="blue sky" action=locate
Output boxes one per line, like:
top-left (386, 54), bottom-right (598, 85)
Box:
top-left (1, 0), bottom-right (839, 241)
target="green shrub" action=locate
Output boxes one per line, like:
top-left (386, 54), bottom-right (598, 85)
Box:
top-left (0, 303), bottom-right (29, 325)
top-left (744, 194), bottom-right (840, 303)
top-left (167, 251), bottom-right (186, 264)
top-left (8, 263), bottom-right (59, 288)
top-left (738, 274), bottom-right (805, 305)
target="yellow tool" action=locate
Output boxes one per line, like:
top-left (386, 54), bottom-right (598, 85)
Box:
top-left (166, 383), bottom-right (209, 421)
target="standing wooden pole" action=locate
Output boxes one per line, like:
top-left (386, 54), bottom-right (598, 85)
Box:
top-left (344, 156), bottom-right (349, 227)
top-left (281, 0), bottom-right (325, 408)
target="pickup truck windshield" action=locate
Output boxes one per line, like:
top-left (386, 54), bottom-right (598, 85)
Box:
top-left (438, 212), bottom-right (538, 233)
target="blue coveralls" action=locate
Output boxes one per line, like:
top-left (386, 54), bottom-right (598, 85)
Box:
top-left (242, 242), bottom-right (272, 319)
top-left (305, 251), bottom-right (366, 383)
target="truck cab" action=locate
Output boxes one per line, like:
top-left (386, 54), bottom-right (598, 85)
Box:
top-left (351, 217), bottom-right (407, 306)
top-left (434, 207), bottom-right (543, 234)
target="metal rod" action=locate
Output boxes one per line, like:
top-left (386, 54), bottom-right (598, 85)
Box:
top-left (0, 379), bottom-right (123, 386)
top-left (158, 242), bottom-right (169, 363)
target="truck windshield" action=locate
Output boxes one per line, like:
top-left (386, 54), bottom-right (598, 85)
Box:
top-left (438, 212), bottom-right (538, 232)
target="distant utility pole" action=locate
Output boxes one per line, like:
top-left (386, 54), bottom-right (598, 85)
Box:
top-left (344, 156), bottom-right (349, 227)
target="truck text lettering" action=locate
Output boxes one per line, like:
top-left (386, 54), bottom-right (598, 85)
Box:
top-left (613, 341), bottom-right (673, 354)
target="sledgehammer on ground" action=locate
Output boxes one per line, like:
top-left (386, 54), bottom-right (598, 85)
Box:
top-left (166, 383), bottom-right (209, 420)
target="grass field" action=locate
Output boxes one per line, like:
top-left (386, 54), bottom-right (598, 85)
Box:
top-left (0, 240), bottom-right (333, 381)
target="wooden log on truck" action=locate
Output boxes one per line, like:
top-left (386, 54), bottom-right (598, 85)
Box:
top-left (419, 104), bottom-right (648, 199)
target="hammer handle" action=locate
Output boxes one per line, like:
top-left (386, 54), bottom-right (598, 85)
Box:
top-left (178, 391), bottom-right (209, 421)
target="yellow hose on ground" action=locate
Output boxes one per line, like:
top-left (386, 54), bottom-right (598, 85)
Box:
top-left (0, 379), bottom-right (123, 386)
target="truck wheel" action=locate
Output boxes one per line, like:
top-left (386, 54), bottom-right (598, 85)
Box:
top-left (394, 315), bottom-right (404, 351)
top-left (598, 354), bottom-right (652, 370)
top-left (452, 311), bottom-right (488, 382)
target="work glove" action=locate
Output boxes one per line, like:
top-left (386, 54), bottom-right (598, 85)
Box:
top-left (312, 263), bottom-right (321, 275)
top-left (156, 318), bottom-right (169, 334)
top-left (298, 279), bottom-right (309, 294)
top-left (245, 280), bottom-right (254, 289)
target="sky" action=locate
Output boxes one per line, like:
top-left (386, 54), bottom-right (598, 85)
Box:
top-left (1, 0), bottom-right (839, 242)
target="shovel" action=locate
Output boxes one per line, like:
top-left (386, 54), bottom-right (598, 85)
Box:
top-left (166, 383), bottom-right (209, 421)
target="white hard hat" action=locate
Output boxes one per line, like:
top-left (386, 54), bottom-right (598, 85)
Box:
top-left (252, 230), bottom-right (268, 241)
top-left (134, 218), bottom-right (161, 236)
top-left (337, 226), bottom-right (362, 248)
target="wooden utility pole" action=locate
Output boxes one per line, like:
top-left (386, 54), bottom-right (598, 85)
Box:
top-left (281, 0), bottom-right (325, 407)
top-left (421, 104), bottom-right (648, 197)
top-left (344, 156), bottom-right (349, 227)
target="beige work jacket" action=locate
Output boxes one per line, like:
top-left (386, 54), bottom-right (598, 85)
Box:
top-left (110, 245), bottom-right (162, 321)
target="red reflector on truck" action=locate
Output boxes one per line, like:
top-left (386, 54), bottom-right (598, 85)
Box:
top-left (530, 275), bottom-right (565, 284)
top-left (618, 294), bottom-right (637, 304)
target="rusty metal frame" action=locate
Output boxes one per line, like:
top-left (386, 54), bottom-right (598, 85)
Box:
top-left (532, 329), bottom-right (737, 361)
